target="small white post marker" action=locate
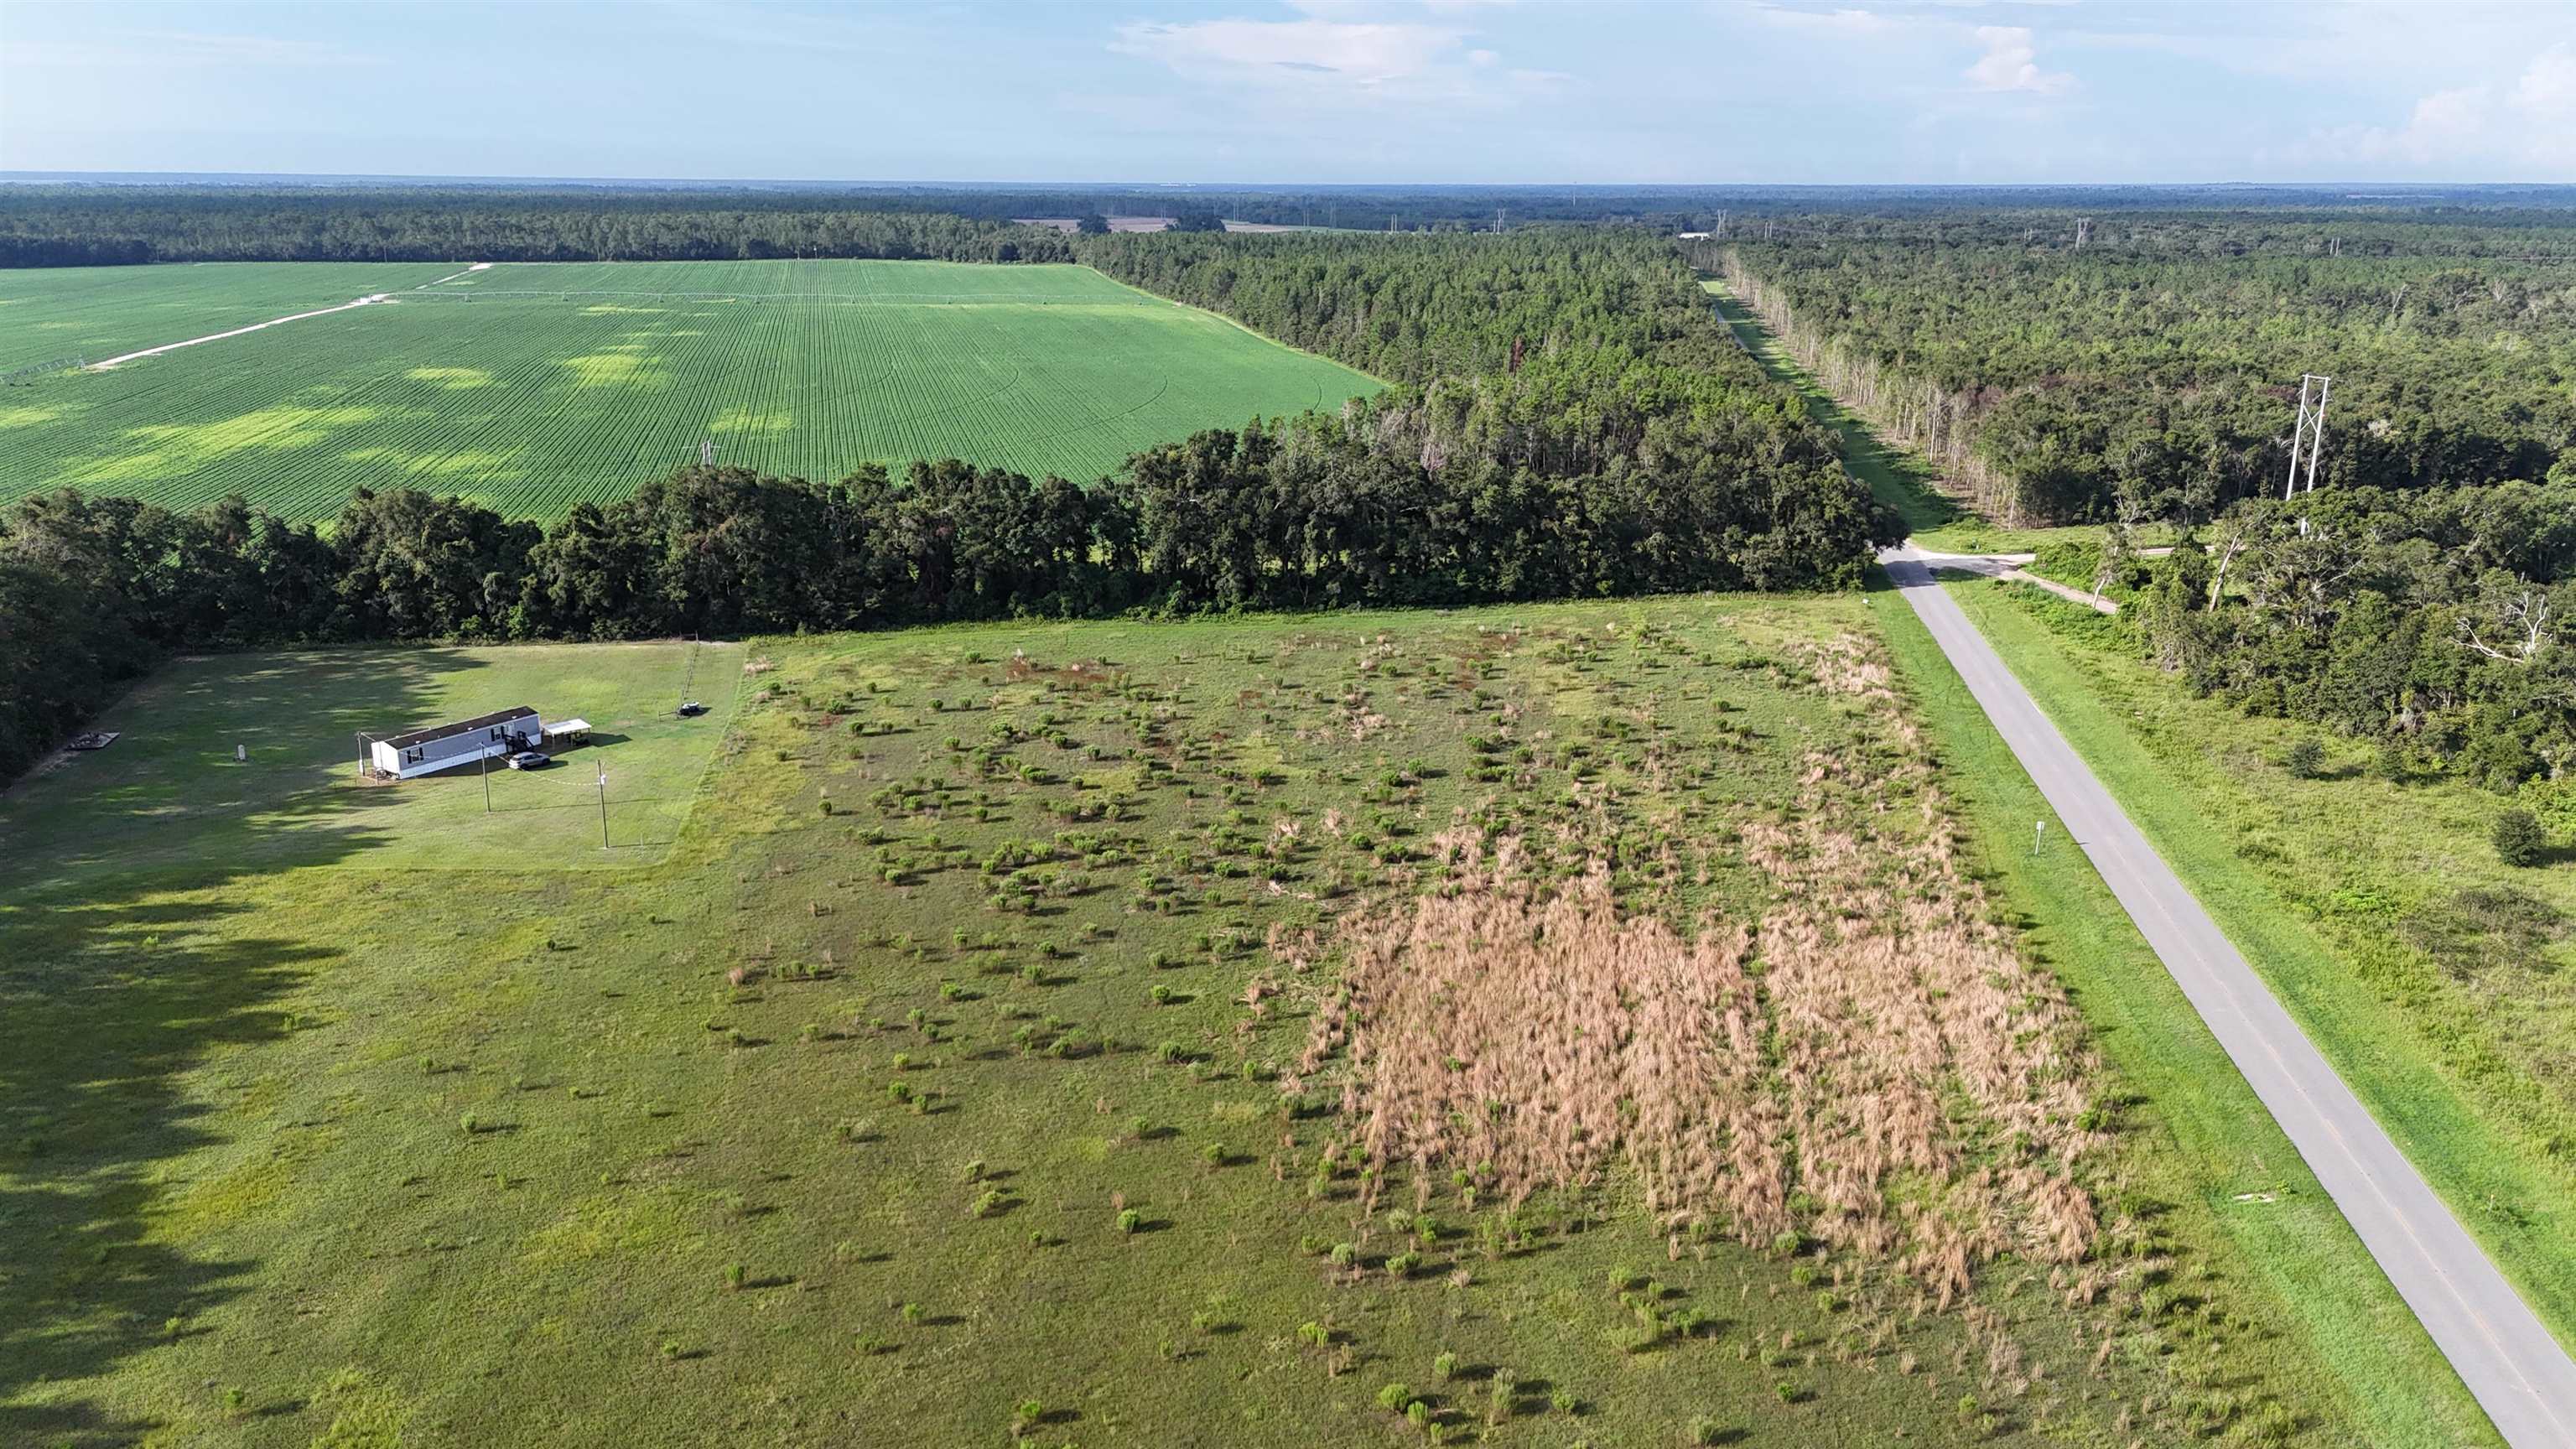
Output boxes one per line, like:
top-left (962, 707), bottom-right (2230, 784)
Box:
top-left (2034, 820), bottom-right (2046, 855)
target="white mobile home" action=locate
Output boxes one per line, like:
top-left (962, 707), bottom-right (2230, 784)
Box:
top-left (367, 705), bottom-right (539, 780)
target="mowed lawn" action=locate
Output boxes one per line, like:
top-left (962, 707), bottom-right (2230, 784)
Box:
top-left (0, 640), bottom-right (743, 897)
top-left (0, 598), bottom-right (2452, 1447)
top-left (0, 259), bottom-right (1380, 520)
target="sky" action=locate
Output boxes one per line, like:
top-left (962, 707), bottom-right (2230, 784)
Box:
top-left (4, 0), bottom-right (2575, 184)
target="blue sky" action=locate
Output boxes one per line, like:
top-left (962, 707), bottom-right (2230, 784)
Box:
top-left (5, 1), bottom-right (2573, 184)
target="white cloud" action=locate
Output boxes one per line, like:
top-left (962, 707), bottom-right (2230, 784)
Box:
top-left (1110, 8), bottom-right (1561, 111)
top-left (11, 28), bottom-right (374, 70)
top-left (1748, 5), bottom-right (1898, 38)
top-left (1963, 25), bottom-right (2072, 94)
top-left (1114, 18), bottom-right (1467, 89)
top-left (2298, 43), bottom-right (2576, 174)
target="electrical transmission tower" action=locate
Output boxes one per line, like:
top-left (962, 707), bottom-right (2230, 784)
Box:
top-left (2075, 216), bottom-right (2092, 249)
top-left (2283, 374), bottom-right (2332, 501)
top-left (700, 437), bottom-right (714, 467)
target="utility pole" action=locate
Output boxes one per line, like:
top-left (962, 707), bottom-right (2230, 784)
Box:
top-left (482, 745), bottom-right (492, 813)
top-left (596, 763), bottom-right (610, 849)
top-left (2284, 374), bottom-right (2333, 501)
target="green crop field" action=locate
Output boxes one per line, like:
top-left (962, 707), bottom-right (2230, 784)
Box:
top-left (0, 262), bottom-right (471, 372)
top-left (0, 598), bottom-right (2482, 1446)
top-left (0, 260), bottom-right (1379, 521)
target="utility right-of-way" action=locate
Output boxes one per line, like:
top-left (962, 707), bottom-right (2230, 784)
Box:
top-left (1885, 546), bottom-right (2576, 1449)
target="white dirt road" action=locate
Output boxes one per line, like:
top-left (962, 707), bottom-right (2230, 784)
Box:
top-left (85, 293), bottom-right (394, 371)
top-left (419, 262), bottom-right (494, 288)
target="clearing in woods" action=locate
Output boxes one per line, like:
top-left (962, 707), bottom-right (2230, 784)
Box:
top-left (0, 597), bottom-right (2490, 1446)
top-left (0, 259), bottom-right (1379, 521)
top-left (0, 640), bottom-right (745, 896)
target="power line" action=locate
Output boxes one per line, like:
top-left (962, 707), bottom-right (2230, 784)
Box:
top-left (2284, 373), bottom-right (2332, 501)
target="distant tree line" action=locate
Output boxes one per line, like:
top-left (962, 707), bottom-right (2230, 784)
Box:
top-left (1710, 218), bottom-right (2576, 527)
top-left (0, 200), bottom-right (1079, 267)
top-left (0, 183), bottom-right (1923, 263)
top-left (0, 415), bottom-right (1873, 780)
top-left (13, 185), bottom-right (2576, 271)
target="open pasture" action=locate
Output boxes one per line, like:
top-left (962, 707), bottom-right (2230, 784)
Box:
top-left (0, 639), bottom-right (742, 896)
top-left (0, 259), bottom-right (1379, 520)
top-left (0, 596), bottom-right (2463, 1446)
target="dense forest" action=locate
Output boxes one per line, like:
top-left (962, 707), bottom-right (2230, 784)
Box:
top-left (0, 225), bottom-right (1885, 780)
top-left (0, 200), bottom-right (1080, 267)
top-left (1706, 216), bottom-right (2576, 526)
top-left (17, 183), bottom-right (2576, 268)
top-left (2061, 473), bottom-right (2576, 797)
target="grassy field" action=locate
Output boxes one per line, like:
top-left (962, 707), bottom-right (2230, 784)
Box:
top-left (0, 260), bottom-right (1379, 520)
top-left (0, 640), bottom-right (744, 898)
top-left (1943, 578), bottom-right (2576, 1358)
top-left (0, 598), bottom-right (2424, 1447)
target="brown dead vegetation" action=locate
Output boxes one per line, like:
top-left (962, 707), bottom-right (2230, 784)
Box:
top-left (1295, 628), bottom-right (2106, 1308)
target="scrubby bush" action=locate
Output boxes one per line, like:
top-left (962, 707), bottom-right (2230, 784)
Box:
top-left (2496, 808), bottom-right (2547, 867)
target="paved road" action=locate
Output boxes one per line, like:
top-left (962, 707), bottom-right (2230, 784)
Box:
top-left (1884, 548), bottom-right (2576, 1449)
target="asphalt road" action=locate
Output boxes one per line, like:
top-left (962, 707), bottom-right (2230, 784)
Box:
top-left (1884, 549), bottom-right (2576, 1449)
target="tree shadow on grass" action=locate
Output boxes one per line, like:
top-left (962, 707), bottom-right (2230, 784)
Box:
top-left (0, 646), bottom-right (470, 1444)
top-left (0, 646), bottom-right (491, 892)
top-left (0, 902), bottom-right (339, 1446)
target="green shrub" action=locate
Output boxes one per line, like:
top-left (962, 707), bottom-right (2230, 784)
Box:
top-left (2496, 808), bottom-right (2547, 867)
top-left (2285, 739), bottom-right (2324, 779)
top-left (1376, 1382), bottom-right (1415, 1414)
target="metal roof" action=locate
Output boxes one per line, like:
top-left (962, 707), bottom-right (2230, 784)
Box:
top-left (379, 705), bottom-right (538, 751)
